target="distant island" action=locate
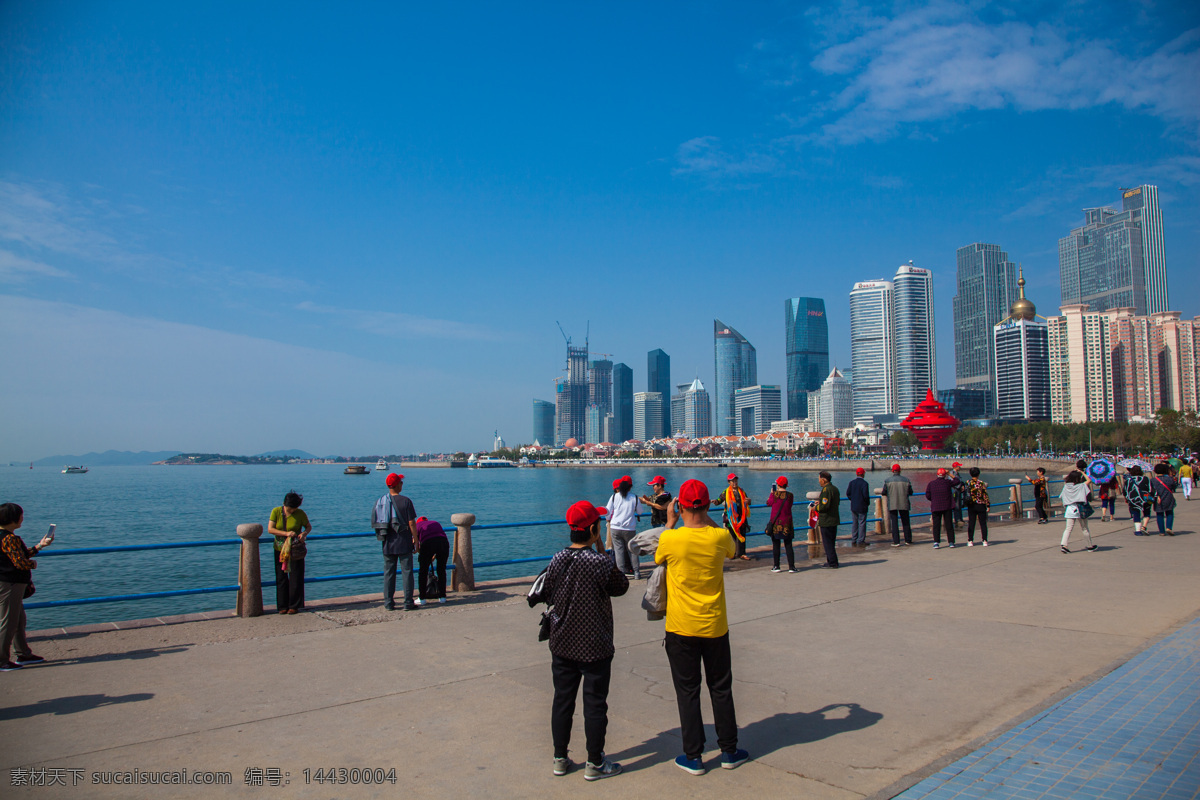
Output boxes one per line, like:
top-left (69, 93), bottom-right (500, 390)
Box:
top-left (156, 453), bottom-right (310, 465)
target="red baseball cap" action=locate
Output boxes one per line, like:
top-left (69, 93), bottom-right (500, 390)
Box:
top-left (566, 501), bottom-right (607, 530)
top-left (775, 476), bottom-right (788, 487)
top-left (612, 475), bottom-right (632, 491)
top-left (952, 462), bottom-right (962, 468)
top-left (647, 476), bottom-right (665, 486)
top-left (856, 467), bottom-right (865, 476)
top-left (386, 473), bottom-right (404, 487)
top-left (678, 479), bottom-right (710, 508)
top-left (891, 464), bottom-right (901, 472)
top-left (727, 473), bottom-right (738, 481)
top-left (937, 468), bottom-right (948, 476)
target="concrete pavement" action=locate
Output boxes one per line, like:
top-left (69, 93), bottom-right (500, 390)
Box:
top-left (3, 498), bottom-right (1198, 799)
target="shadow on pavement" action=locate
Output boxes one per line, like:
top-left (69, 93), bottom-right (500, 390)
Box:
top-left (38, 646), bottom-right (192, 667)
top-left (610, 702), bottom-right (883, 772)
top-left (0, 693), bottom-right (155, 721)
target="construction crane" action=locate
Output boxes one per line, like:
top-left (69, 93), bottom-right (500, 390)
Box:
top-left (556, 321), bottom-right (571, 347)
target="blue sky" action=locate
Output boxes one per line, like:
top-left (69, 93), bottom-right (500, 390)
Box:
top-left (2, 1), bottom-right (1198, 458)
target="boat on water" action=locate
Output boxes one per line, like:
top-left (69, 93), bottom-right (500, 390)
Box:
top-left (62, 466), bottom-right (89, 474)
top-left (375, 459), bottom-right (388, 471)
top-left (467, 454), bottom-right (517, 469)
top-left (343, 465), bottom-right (371, 475)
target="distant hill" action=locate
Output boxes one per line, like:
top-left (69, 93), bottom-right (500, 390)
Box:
top-left (253, 449), bottom-right (317, 459)
top-left (33, 450), bottom-right (182, 467)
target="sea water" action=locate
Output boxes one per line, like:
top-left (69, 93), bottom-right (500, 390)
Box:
top-left (0, 464), bottom-right (1031, 628)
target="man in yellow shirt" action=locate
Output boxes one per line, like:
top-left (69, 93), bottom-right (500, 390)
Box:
top-left (655, 479), bottom-right (749, 775)
top-left (1180, 461), bottom-right (1193, 501)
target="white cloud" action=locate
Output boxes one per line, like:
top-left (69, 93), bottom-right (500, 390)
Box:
top-left (295, 300), bottom-right (507, 341)
top-left (672, 136), bottom-right (784, 181)
top-left (0, 249), bottom-right (70, 282)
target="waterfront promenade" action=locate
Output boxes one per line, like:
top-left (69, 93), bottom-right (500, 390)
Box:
top-left (3, 502), bottom-right (1198, 798)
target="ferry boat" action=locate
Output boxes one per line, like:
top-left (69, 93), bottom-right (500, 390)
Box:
top-left (375, 459), bottom-right (388, 471)
top-left (62, 466), bottom-right (89, 474)
top-left (343, 465), bottom-right (370, 475)
top-left (466, 454), bottom-right (517, 469)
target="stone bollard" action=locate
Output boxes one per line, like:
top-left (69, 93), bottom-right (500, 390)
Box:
top-left (805, 491), bottom-right (821, 559)
top-left (875, 490), bottom-right (887, 536)
top-left (236, 523), bottom-right (264, 618)
top-left (451, 513), bottom-right (476, 592)
top-left (1008, 480), bottom-right (1023, 520)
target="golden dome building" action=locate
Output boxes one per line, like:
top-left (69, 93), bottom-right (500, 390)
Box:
top-left (993, 267), bottom-right (1051, 420)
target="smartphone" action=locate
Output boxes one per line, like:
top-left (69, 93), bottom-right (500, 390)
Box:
top-left (46, 524), bottom-right (55, 542)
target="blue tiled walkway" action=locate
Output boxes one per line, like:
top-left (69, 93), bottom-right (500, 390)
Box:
top-left (895, 617), bottom-right (1200, 800)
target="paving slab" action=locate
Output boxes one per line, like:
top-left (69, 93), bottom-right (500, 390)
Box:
top-left (1, 502), bottom-right (1198, 799)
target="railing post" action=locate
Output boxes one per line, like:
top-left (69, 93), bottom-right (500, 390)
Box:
top-left (236, 523), bottom-right (264, 618)
top-left (451, 513), bottom-right (476, 592)
top-left (805, 491), bottom-right (821, 560)
top-left (874, 492), bottom-right (887, 536)
top-left (1008, 480), bottom-right (1023, 520)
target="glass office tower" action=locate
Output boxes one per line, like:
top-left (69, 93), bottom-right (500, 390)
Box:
top-left (954, 243), bottom-right (1018, 415)
top-left (893, 263), bottom-right (937, 416)
top-left (713, 319), bottom-right (757, 436)
top-left (647, 349), bottom-right (671, 439)
top-left (612, 363), bottom-right (633, 443)
top-left (784, 298), bottom-right (829, 420)
top-left (532, 399), bottom-right (555, 445)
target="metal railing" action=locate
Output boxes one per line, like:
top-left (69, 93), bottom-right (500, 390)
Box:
top-left (26, 480), bottom-right (1066, 611)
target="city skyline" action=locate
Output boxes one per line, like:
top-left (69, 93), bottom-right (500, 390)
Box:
top-left (3, 3), bottom-right (1198, 458)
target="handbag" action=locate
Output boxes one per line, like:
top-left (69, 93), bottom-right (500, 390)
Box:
top-left (529, 549), bottom-right (582, 640)
top-left (1076, 501), bottom-right (1095, 519)
top-left (24, 582), bottom-right (34, 599)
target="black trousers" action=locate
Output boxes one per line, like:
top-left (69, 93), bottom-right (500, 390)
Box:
top-left (771, 536), bottom-right (795, 569)
top-left (931, 510), bottom-right (955, 544)
top-left (967, 503), bottom-right (989, 542)
top-left (418, 538), bottom-right (449, 599)
top-left (889, 510), bottom-right (912, 544)
top-left (665, 632), bottom-right (738, 760)
top-left (274, 556), bottom-right (304, 611)
top-left (551, 654), bottom-right (612, 764)
top-left (1034, 496), bottom-right (1047, 521)
top-left (820, 526), bottom-right (838, 566)
top-left (726, 523), bottom-right (746, 558)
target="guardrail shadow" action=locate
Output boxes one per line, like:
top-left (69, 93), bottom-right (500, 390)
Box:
top-left (0, 692), bottom-right (155, 721)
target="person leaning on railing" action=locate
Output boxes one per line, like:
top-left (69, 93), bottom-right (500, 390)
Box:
top-left (0, 502), bottom-right (53, 672)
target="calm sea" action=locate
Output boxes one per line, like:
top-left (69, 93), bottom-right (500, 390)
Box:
top-left (0, 463), bottom-right (1030, 628)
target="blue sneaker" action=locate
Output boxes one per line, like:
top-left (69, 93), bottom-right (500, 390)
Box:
top-left (721, 749), bottom-right (749, 769)
top-left (675, 754), bottom-right (705, 775)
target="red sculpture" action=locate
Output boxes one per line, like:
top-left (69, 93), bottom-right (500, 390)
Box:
top-left (900, 389), bottom-right (961, 451)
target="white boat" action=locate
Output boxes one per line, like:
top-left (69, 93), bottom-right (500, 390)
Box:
top-left (467, 455), bottom-right (517, 468)
top-left (62, 466), bottom-right (89, 474)
top-left (376, 459), bottom-right (388, 470)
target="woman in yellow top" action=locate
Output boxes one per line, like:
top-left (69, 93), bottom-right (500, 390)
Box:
top-left (267, 492), bottom-right (311, 614)
top-left (1181, 461), bottom-right (1194, 502)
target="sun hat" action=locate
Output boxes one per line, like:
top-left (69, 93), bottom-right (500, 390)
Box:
top-left (566, 501), bottom-right (607, 530)
top-left (385, 473), bottom-right (404, 487)
top-left (678, 479), bottom-right (711, 508)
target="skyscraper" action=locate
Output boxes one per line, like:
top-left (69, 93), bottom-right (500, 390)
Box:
top-left (993, 271), bottom-right (1050, 421)
top-left (553, 343), bottom-right (589, 444)
top-left (808, 368), bottom-right (853, 432)
top-left (647, 349), bottom-right (671, 438)
top-left (954, 243), bottom-right (1018, 415)
top-left (1059, 184), bottom-right (1167, 316)
top-left (784, 298), bottom-right (829, 420)
top-left (532, 399), bottom-right (555, 445)
top-left (588, 359), bottom-right (612, 416)
top-left (713, 319), bottom-right (757, 436)
top-left (893, 263), bottom-right (937, 416)
top-left (612, 362), bottom-right (633, 443)
top-left (679, 378), bottom-right (712, 439)
top-left (633, 392), bottom-right (663, 442)
top-left (733, 385), bottom-right (782, 436)
top-left (671, 383), bottom-right (689, 437)
top-left (849, 280), bottom-right (895, 423)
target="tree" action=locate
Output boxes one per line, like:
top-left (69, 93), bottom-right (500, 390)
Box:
top-left (890, 431), bottom-right (916, 451)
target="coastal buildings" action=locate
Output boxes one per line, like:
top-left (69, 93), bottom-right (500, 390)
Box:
top-left (1059, 185), bottom-right (1167, 317)
top-left (993, 271), bottom-right (1050, 421)
top-left (713, 319), bottom-right (757, 436)
top-left (733, 384), bottom-right (781, 436)
top-left (893, 263), bottom-right (936, 416)
top-left (849, 280), bottom-right (895, 422)
top-left (807, 368), bottom-right (853, 432)
top-left (633, 391), bottom-right (663, 442)
top-left (953, 243), bottom-right (1019, 416)
top-left (647, 349), bottom-right (671, 439)
top-left (612, 363), bottom-right (633, 443)
top-left (784, 298), bottom-right (829, 420)
top-left (1048, 305), bottom-right (1200, 423)
top-left (532, 399), bottom-right (555, 445)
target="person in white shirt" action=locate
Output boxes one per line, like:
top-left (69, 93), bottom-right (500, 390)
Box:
top-left (606, 476), bottom-right (641, 578)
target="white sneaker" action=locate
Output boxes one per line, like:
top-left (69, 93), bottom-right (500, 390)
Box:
top-left (967, 541), bottom-right (974, 547)
top-left (932, 543), bottom-right (940, 549)
top-left (982, 541), bottom-right (989, 547)
top-left (414, 598), bottom-right (425, 607)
